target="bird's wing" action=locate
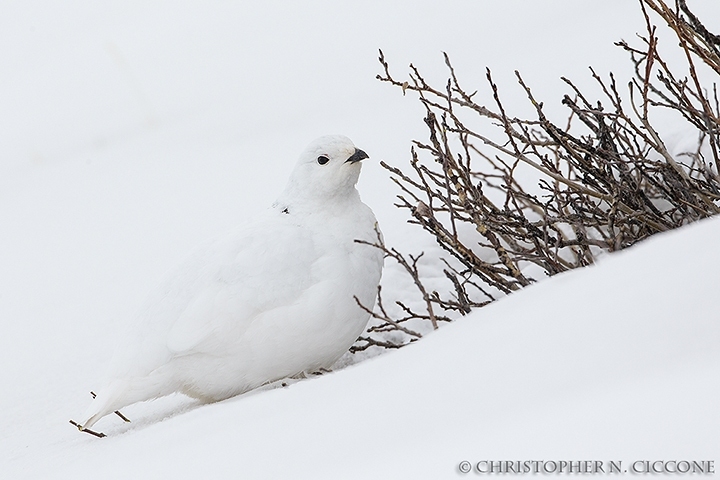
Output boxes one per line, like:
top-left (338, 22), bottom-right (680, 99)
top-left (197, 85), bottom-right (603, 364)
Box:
top-left (163, 214), bottom-right (318, 355)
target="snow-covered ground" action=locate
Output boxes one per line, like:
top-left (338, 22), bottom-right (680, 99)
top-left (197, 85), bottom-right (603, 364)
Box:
top-left (1, 2), bottom-right (718, 478)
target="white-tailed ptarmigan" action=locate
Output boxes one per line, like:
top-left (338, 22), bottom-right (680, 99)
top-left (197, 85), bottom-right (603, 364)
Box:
top-left (72, 135), bottom-right (383, 435)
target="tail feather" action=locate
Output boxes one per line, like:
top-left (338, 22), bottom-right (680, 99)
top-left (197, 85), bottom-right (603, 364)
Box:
top-left (79, 372), bottom-right (175, 430)
top-left (78, 381), bottom-right (127, 430)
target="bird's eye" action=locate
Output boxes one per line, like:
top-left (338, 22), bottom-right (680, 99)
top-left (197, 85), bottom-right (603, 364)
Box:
top-left (317, 155), bottom-right (330, 165)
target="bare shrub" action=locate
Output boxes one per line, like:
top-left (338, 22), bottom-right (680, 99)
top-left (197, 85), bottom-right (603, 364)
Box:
top-left (352, 0), bottom-right (720, 353)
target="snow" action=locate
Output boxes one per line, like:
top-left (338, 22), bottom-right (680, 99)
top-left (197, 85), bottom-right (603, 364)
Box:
top-left (1, 1), bottom-right (718, 478)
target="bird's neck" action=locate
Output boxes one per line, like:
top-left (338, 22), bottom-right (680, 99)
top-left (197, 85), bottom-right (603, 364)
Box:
top-left (273, 186), bottom-right (362, 218)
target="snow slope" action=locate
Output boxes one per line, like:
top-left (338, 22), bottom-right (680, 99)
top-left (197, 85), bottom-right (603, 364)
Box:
top-left (4, 200), bottom-right (719, 479)
top-left (1, 1), bottom-right (719, 478)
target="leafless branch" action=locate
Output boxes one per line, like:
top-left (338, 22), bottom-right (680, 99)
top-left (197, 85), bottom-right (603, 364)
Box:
top-left (353, 0), bottom-right (720, 354)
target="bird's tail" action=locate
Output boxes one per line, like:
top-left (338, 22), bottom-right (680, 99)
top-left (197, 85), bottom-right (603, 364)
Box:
top-left (78, 374), bottom-right (173, 431)
top-left (77, 381), bottom-right (127, 430)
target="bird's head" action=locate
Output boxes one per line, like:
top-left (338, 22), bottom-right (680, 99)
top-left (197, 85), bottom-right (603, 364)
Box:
top-left (279, 135), bottom-right (369, 208)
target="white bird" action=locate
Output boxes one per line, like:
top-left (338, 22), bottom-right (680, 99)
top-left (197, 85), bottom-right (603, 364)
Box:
top-left (73, 135), bottom-right (383, 435)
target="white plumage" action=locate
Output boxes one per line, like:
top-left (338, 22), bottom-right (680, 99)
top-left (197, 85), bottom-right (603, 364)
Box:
top-left (76, 135), bottom-right (383, 432)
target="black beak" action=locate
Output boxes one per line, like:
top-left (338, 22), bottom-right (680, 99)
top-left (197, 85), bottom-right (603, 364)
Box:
top-left (345, 148), bottom-right (369, 163)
